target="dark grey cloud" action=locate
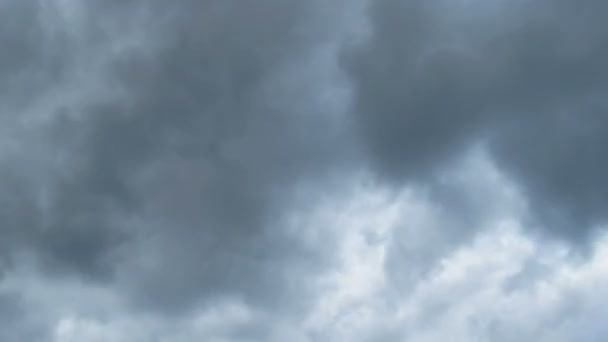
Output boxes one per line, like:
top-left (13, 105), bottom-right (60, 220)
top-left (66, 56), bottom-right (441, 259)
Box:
top-left (2, 0), bottom-right (608, 340)
top-left (0, 0), bottom-right (353, 317)
top-left (345, 0), bottom-right (608, 243)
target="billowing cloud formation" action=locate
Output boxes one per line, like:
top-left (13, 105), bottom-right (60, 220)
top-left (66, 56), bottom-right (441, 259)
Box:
top-left (1, 0), bottom-right (608, 341)
top-left (3, 172), bottom-right (608, 342)
top-left (1, 0), bottom-right (353, 310)
top-left (346, 0), bottom-right (608, 241)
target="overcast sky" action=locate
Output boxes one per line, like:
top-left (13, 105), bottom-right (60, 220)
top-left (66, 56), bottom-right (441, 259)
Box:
top-left (1, 0), bottom-right (608, 341)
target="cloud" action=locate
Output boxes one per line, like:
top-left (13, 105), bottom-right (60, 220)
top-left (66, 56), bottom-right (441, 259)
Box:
top-left (1, 0), bottom-right (607, 340)
top-left (3, 170), bottom-right (608, 342)
top-left (344, 0), bottom-right (608, 243)
top-left (299, 178), bottom-right (608, 342)
top-left (0, 0), bottom-right (357, 314)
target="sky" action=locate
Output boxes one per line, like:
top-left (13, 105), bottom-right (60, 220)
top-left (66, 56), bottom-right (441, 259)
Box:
top-left (1, 0), bottom-right (608, 341)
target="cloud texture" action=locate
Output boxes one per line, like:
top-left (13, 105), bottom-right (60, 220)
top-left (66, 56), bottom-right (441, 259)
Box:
top-left (1, 0), bottom-right (607, 341)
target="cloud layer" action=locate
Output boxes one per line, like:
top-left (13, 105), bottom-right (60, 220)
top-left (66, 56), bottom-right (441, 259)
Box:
top-left (346, 0), bottom-right (608, 241)
top-left (1, 0), bottom-right (607, 341)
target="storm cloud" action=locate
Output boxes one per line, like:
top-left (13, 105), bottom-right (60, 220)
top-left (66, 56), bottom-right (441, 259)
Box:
top-left (1, 0), bottom-right (355, 320)
top-left (1, 0), bottom-right (608, 341)
top-left (346, 0), bottom-right (608, 242)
